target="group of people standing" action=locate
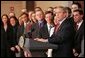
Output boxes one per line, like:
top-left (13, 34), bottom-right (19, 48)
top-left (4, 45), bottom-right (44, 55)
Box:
top-left (1, 2), bottom-right (84, 57)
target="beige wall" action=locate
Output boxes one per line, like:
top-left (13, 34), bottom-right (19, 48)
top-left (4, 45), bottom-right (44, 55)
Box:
top-left (35, 1), bottom-right (73, 12)
top-left (1, 1), bottom-right (73, 18)
top-left (1, 1), bottom-right (26, 18)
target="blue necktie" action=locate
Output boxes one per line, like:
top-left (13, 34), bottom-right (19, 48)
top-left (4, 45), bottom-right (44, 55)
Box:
top-left (39, 23), bottom-right (42, 28)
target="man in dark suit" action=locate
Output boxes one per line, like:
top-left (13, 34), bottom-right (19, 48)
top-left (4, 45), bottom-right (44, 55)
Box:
top-left (26, 10), bottom-right (46, 57)
top-left (39, 11), bottom-right (54, 39)
top-left (72, 9), bottom-right (84, 57)
top-left (78, 35), bottom-right (84, 57)
top-left (35, 11), bottom-right (54, 57)
top-left (31, 10), bottom-right (46, 39)
top-left (15, 12), bottom-right (32, 57)
top-left (47, 6), bottom-right (76, 57)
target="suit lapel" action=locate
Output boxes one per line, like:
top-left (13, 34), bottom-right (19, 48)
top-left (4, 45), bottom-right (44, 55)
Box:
top-left (57, 18), bottom-right (68, 32)
top-left (76, 21), bottom-right (84, 35)
top-left (45, 24), bottom-right (49, 37)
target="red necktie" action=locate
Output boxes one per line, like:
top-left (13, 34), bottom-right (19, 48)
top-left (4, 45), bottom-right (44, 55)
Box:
top-left (26, 23), bottom-right (32, 32)
top-left (75, 23), bottom-right (78, 31)
top-left (54, 22), bottom-right (60, 32)
top-left (76, 24), bottom-right (78, 30)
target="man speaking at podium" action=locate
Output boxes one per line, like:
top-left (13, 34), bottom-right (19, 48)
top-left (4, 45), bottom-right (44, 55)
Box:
top-left (34, 6), bottom-right (76, 57)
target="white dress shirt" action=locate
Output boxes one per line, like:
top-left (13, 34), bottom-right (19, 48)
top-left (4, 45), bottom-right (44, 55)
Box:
top-left (47, 27), bottom-right (55, 57)
top-left (77, 20), bottom-right (83, 30)
top-left (47, 23), bottom-right (54, 36)
top-left (47, 23), bottom-right (55, 57)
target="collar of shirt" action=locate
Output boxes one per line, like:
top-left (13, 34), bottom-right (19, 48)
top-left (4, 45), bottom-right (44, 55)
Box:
top-left (59, 17), bottom-right (67, 25)
top-left (24, 21), bottom-right (30, 27)
top-left (24, 22), bottom-right (27, 28)
top-left (47, 23), bottom-right (54, 36)
top-left (77, 20), bottom-right (83, 30)
top-left (47, 23), bottom-right (53, 30)
top-left (50, 27), bottom-right (55, 37)
top-left (38, 20), bottom-right (43, 23)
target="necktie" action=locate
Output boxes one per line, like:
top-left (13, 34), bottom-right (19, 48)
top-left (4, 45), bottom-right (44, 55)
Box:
top-left (76, 24), bottom-right (78, 30)
top-left (26, 23), bottom-right (32, 33)
top-left (74, 23), bottom-right (78, 31)
top-left (39, 23), bottom-right (43, 28)
top-left (54, 22), bottom-right (60, 33)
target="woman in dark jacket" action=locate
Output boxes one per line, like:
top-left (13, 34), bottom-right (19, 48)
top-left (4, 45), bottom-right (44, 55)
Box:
top-left (1, 14), bottom-right (15, 57)
top-left (9, 16), bottom-right (19, 45)
top-left (9, 16), bottom-right (19, 55)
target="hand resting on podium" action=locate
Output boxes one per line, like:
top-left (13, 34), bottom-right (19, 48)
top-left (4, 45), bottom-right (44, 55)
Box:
top-left (34, 38), bottom-right (48, 42)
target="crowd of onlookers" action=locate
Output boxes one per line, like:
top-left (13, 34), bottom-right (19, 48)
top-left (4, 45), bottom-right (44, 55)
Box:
top-left (1, 2), bottom-right (84, 57)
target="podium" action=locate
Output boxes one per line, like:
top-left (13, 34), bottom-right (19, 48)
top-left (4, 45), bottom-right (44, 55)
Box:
top-left (23, 38), bottom-right (58, 57)
top-left (24, 38), bottom-right (58, 49)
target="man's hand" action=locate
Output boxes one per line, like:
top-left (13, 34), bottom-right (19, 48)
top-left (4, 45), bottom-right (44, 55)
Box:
top-left (34, 38), bottom-right (48, 42)
top-left (10, 47), bottom-right (15, 51)
top-left (74, 52), bottom-right (79, 57)
top-left (24, 50), bottom-right (32, 57)
top-left (15, 45), bottom-right (21, 52)
top-left (73, 49), bottom-right (79, 57)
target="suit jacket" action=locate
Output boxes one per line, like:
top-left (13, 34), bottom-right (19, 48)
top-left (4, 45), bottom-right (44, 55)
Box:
top-left (17, 21), bottom-right (32, 42)
top-left (31, 20), bottom-right (46, 39)
top-left (11, 26), bottom-right (18, 46)
top-left (48, 18), bottom-right (76, 57)
top-left (39, 24), bottom-right (50, 39)
top-left (17, 24), bottom-right (24, 43)
top-left (78, 36), bottom-right (84, 57)
top-left (74, 21), bottom-right (84, 54)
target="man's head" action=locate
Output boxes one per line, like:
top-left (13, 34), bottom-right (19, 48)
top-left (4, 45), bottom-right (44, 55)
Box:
top-left (35, 7), bottom-right (42, 12)
top-left (73, 9), bottom-right (83, 23)
top-left (35, 10), bottom-right (44, 21)
top-left (20, 12), bottom-right (28, 22)
top-left (55, 6), bottom-right (67, 21)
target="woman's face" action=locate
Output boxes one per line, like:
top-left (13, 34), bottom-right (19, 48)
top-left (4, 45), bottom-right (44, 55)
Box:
top-left (2, 16), bottom-right (8, 24)
top-left (10, 18), bottom-right (16, 26)
top-left (45, 13), bottom-right (52, 23)
top-left (21, 14), bottom-right (28, 22)
top-left (19, 17), bottom-right (24, 25)
top-left (71, 4), bottom-right (79, 14)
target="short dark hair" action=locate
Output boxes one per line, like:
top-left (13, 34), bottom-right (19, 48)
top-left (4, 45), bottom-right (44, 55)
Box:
top-left (45, 11), bottom-right (53, 15)
top-left (20, 12), bottom-right (28, 17)
top-left (35, 7), bottom-right (42, 11)
top-left (72, 2), bottom-right (82, 9)
top-left (73, 9), bottom-right (83, 15)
